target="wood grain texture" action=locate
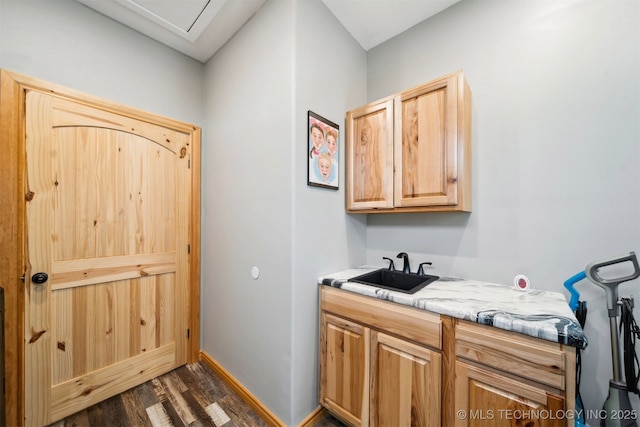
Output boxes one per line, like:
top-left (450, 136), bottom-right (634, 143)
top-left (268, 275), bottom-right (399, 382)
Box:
top-left (441, 315), bottom-right (457, 427)
top-left (455, 322), bottom-right (565, 390)
top-left (320, 287), bottom-right (444, 427)
top-left (320, 313), bottom-right (367, 427)
top-left (25, 90), bottom-right (55, 427)
top-left (346, 70), bottom-right (472, 214)
top-left (48, 361), bottom-right (292, 427)
top-left (50, 344), bottom-right (176, 421)
top-left (454, 361), bottom-right (565, 427)
top-left (563, 346), bottom-right (576, 415)
top-left (0, 69), bottom-right (26, 427)
top-left (25, 89), bottom-right (192, 426)
top-left (320, 286), bottom-right (442, 349)
top-left (370, 331), bottom-right (441, 427)
top-left (319, 287), bottom-right (575, 427)
top-left (48, 122), bottom-right (180, 261)
top-left (345, 97), bottom-right (394, 210)
top-left (4, 70), bottom-right (197, 134)
top-left (188, 126), bottom-right (201, 364)
top-left (395, 83), bottom-right (454, 206)
top-left (394, 72), bottom-right (459, 208)
top-left (299, 407), bottom-right (330, 427)
top-left (50, 275), bottom-right (178, 386)
top-left (458, 71), bottom-right (473, 212)
top-left (0, 68), bottom-right (201, 427)
top-left (50, 251), bottom-right (178, 289)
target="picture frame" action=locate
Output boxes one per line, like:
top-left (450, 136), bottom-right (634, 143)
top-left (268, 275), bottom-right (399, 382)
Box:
top-left (307, 110), bottom-right (339, 190)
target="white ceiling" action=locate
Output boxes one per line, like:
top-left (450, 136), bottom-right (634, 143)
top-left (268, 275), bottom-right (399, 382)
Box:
top-left (75, 0), bottom-right (267, 62)
top-left (76, 0), bottom-right (461, 63)
top-left (322, 0), bottom-right (460, 50)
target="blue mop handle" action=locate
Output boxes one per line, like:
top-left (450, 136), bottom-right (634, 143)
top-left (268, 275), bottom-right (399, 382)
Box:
top-left (564, 271), bottom-right (586, 312)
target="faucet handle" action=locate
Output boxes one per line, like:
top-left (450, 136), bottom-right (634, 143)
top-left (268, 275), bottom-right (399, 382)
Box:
top-left (382, 257), bottom-right (395, 271)
top-left (417, 262), bottom-right (433, 276)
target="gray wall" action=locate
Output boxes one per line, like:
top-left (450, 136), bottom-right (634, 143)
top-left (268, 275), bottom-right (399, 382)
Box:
top-left (202, 0), bottom-right (296, 418)
top-left (292, 0), bottom-right (367, 423)
top-left (365, 0), bottom-right (640, 415)
top-left (0, 0), bottom-right (203, 124)
top-left (201, 0), bottom-right (366, 423)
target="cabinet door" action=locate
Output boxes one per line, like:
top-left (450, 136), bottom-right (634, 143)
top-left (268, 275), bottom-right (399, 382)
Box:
top-left (346, 98), bottom-right (394, 211)
top-left (454, 361), bottom-right (565, 427)
top-left (370, 331), bottom-right (441, 427)
top-left (320, 312), bottom-right (368, 426)
top-left (394, 73), bottom-right (459, 208)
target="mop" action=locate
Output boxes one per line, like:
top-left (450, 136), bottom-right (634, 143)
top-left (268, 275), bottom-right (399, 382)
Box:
top-left (564, 252), bottom-right (640, 427)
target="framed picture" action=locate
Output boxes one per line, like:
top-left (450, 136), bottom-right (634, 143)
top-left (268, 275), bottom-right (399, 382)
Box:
top-left (307, 110), bottom-right (339, 190)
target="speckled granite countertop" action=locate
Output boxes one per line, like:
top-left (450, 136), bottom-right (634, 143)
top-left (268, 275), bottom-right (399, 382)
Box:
top-left (320, 267), bottom-right (587, 349)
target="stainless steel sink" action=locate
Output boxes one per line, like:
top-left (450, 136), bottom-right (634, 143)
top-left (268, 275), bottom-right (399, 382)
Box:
top-left (349, 269), bottom-right (439, 294)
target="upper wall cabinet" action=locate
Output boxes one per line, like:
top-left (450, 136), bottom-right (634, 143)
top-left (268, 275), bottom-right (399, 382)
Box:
top-left (346, 70), bottom-right (472, 213)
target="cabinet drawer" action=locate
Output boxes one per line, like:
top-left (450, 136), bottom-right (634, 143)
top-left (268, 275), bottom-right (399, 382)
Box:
top-left (320, 286), bottom-right (441, 350)
top-left (455, 321), bottom-right (566, 390)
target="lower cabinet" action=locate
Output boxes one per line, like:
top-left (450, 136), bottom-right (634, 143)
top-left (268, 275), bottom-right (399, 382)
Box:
top-left (454, 361), bottom-right (565, 427)
top-left (320, 286), bottom-right (443, 427)
top-left (319, 286), bottom-right (576, 427)
top-left (453, 321), bottom-right (572, 427)
top-left (370, 331), bottom-right (441, 427)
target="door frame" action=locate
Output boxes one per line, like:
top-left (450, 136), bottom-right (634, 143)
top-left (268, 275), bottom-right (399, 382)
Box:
top-left (0, 69), bottom-right (201, 427)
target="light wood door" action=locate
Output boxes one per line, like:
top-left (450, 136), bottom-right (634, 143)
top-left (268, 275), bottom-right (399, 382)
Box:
top-left (454, 361), bottom-right (565, 427)
top-left (370, 331), bottom-right (441, 427)
top-left (394, 74), bottom-right (459, 208)
top-left (24, 90), bottom-right (193, 426)
top-left (320, 312), bottom-right (368, 426)
top-left (346, 97), bottom-right (394, 211)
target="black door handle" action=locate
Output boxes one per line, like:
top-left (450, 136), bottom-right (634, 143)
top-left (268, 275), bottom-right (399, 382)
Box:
top-left (31, 272), bottom-right (48, 285)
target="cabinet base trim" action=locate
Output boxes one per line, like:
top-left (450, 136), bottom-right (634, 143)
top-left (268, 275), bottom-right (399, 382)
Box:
top-left (298, 406), bottom-right (328, 427)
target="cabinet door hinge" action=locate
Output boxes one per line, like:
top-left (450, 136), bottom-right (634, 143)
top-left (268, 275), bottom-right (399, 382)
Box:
top-left (188, 159), bottom-right (191, 169)
top-left (187, 329), bottom-right (190, 339)
top-left (187, 244), bottom-right (191, 254)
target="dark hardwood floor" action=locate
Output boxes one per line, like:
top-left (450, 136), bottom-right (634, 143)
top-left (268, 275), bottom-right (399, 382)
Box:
top-left (47, 361), bottom-right (345, 427)
top-left (313, 415), bottom-right (346, 427)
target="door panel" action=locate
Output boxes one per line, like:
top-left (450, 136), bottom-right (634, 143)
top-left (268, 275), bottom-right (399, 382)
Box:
top-left (455, 361), bottom-right (565, 427)
top-left (394, 74), bottom-right (459, 207)
top-left (51, 126), bottom-right (177, 260)
top-left (370, 331), bottom-right (441, 427)
top-left (346, 98), bottom-right (395, 210)
top-left (320, 312), bottom-right (368, 426)
top-left (25, 90), bottom-right (191, 426)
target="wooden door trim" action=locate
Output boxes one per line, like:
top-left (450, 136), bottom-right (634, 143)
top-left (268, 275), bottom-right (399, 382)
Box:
top-left (189, 125), bottom-right (201, 364)
top-left (0, 68), bottom-right (201, 426)
top-left (0, 68), bottom-right (27, 427)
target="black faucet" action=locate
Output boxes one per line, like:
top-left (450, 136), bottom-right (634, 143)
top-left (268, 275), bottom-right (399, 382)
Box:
top-left (397, 252), bottom-right (411, 274)
top-left (382, 257), bottom-right (396, 271)
top-left (417, 262), bottom-right (433, 276)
